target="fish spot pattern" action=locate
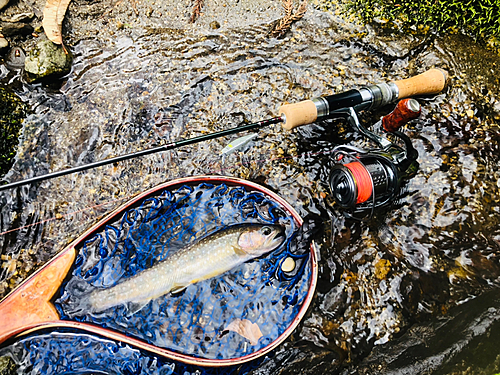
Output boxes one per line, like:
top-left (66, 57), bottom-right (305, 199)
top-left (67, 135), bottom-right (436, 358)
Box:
top-left (55, 183), bottom-right (312, 360)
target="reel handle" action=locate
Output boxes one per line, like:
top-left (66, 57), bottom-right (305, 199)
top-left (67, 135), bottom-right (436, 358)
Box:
top-left (279, 68), bottom-right (448, 130)
top-left (382, 98), bottom-right (421, 132)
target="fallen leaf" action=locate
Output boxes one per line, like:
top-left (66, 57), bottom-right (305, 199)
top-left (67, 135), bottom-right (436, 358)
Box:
top-left (224, 318), bottom-right (263, 345)
top-left (42, 0), bottom-right (72, 45)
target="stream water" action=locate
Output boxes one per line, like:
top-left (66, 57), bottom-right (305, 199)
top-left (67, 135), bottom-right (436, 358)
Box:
top-left (1, 2), bottom-right (500, 374)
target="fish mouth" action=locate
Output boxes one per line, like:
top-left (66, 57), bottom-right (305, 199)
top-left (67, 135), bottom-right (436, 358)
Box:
top-left (268, 227), bottom-right (286, 250)
top-left (273, 229), bottom-right (286, 250)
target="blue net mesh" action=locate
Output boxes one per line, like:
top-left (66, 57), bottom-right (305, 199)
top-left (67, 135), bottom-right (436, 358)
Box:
top-left (2, 330), bottom-right (260, 374)
top-left (55, 182), bottom-right (312, 361)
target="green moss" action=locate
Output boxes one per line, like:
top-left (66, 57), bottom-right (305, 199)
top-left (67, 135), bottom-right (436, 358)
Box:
top-left (0, 87), bottom-right (29, 177)
top-left (0, 355), bottom-right (17, 375)
top-left (344, 0), bottom-right (500, 43)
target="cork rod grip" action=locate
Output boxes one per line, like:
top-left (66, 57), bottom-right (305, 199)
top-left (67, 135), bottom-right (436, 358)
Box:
top-left (279, 100), bottom-right (318, 130)
top-left (395, 68), bottom-right (448, 99)
top-left (279, 68), bottom-right (448, 130)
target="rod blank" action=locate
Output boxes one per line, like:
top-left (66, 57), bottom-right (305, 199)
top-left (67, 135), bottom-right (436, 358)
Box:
top-left (0, 117), bottom-right (283, 191)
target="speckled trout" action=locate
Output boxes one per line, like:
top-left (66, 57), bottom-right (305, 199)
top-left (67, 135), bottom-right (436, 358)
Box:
top-left (88, 224), bottom-right (285, 313)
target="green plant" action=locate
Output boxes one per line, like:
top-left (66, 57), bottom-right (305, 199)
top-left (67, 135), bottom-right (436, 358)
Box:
top-left (345, 0), bottom-right (500, 42)
top-left (0, 88), bottom-right (29, 177)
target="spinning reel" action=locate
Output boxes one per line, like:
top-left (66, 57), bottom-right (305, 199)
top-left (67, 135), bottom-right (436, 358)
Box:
top-left (328, 99), bottom-right (421, 218)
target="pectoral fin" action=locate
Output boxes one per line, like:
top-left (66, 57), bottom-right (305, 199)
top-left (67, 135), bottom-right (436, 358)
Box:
top-left (127, 300), bottom-right (150, 316)
top-left (170, 285), bottom-right (187, 295)
top-left (232, 245), bottom-right (247, 256)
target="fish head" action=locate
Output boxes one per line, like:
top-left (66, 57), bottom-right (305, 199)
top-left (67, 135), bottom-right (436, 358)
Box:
top-left (238, 225), bottom-right (285, 256)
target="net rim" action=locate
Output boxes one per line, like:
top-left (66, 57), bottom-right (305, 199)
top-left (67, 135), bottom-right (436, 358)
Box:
top-left (5, 175), bottom-right (318, 367)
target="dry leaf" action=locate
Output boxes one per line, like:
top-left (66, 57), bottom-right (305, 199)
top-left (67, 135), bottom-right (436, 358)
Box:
top-left (42, 0), bottom-right (72, 45)
top-left (224, 318), bottom-right (263, 345)
top-left (270, 0), bottom-right (308, 38)
top-left (282, 0), bottom-right (293, 17)
top-left (292, 0), bottom-right (307, 21)
top-left (190, 0), bottom-right (204, 23)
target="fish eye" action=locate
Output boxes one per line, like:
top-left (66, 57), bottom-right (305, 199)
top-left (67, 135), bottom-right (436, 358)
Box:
top-left (262, 227), bottom-right (272, 236)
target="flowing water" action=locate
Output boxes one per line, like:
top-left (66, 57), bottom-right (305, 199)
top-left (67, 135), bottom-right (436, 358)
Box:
top-left (1, 1), bottom-right (500, 373)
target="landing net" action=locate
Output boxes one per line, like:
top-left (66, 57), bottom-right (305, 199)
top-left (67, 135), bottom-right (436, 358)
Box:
top-left (55, 181), bottom-right (312, 361)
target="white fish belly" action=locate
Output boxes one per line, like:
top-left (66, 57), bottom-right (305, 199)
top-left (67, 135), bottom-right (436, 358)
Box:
top-left (88, 230), bottom-right (249, 313)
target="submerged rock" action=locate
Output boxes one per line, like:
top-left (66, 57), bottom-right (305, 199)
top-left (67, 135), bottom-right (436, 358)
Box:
top-left (0, 87), bottom-right (28, 177)
top-left (0, 37), bottom-right (8, 52)
top-left (0, 21), bottom-right (33, 36)
top-left (0, 356), bottom-right (16, 375)
top-left (24, 39), bottom-right (72, 83)
top-left (5, 47), bottom-right (25, 69)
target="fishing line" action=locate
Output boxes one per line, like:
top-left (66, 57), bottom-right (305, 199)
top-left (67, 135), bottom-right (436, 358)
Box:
top-left (343, 161), bottom-right (373, 204)
top-left (0, 195), bottom-right (132, 237)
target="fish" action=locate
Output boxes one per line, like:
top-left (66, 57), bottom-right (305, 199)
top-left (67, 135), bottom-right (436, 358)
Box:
top-left (88, 224), bottom-right (285, 314)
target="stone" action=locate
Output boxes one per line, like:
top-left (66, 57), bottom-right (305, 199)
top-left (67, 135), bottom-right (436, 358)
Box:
top-left (5, 47), bottom-right (25, 69)
top-left (0, 355), bottom-right (17, 375)
top-left (0, 0), bottom-right (8, 11)
top-left (0, 22), bottom-right (34, 36)
top-left (0, 12), bottom-right (35, 23)
top-left (0, 37), bottom-right (8, 51)
top-left (24, 39), bottom-right (73, 83)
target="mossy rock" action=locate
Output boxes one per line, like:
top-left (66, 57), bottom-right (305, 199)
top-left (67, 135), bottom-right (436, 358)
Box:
top-left (24, 39), bottom-right (73, 83)
top-left (0, 356), bottom-right (17, 375)
top-left (0, 87), bottom-right (29, 177)
top-left (338, 0), bottom-right (500, 44)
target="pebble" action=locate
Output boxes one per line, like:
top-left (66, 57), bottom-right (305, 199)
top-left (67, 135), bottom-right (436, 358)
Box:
top-left (5, 47), bottom-right (25, 69)
top-left (0, 0), bottom-right (8, 11)
top-left (0, 22), bottom-right (34, 36)
top-left (0, 12), bottom-right (34, 23)
top-left (0, 37), bottom-right (8, 51)
top-left (281, 257), bottom-right (296, 272)
top-left (210, 21), bottom-right (221, 29)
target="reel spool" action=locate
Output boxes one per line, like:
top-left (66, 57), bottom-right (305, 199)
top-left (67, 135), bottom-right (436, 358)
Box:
top-left (330, 151), bottom-right (398, 210)
top-left (329, 99), bottom-right (421, 217)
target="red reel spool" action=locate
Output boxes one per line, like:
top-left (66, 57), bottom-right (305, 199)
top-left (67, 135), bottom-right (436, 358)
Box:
top-left (343, 161), bottom-right (373, 204)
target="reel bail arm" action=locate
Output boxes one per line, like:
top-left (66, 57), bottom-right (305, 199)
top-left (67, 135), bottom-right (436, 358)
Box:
top-left (328, 99), bottom-right (423, 218)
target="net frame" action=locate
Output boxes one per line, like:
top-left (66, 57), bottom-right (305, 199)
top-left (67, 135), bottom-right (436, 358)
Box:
top-left (5, 176), bottom-right (318, 366)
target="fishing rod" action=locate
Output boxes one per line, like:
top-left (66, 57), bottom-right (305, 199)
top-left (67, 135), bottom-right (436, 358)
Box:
top-left (0, 68), bottom-right (447, 192)
top-left (0, 118), bottom-right (283, 191)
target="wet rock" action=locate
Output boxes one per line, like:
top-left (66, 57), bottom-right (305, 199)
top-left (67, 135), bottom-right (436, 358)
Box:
top-left (0, 355), bottom-right (17, 375)
top-left (0, 12), bottom-right (35, 23)
top-left (0, 87), bottom-right (28, 176)
top-left (353, 289), bottom-right (500, 374)
top-left (24, 39), bottom-right (72, 83)
top-left (0, 22), bottom-right (34, 36)
top-left (0, 37), bottom-right (8, 52)
top-left (5, 47), bottom-right (25, 69)
top-left (0, 0), bottom-right (8, 11)
top-left (209, 20), bottom-right (221, 29)
top-left (248, 342), bottom-right (342, 375)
